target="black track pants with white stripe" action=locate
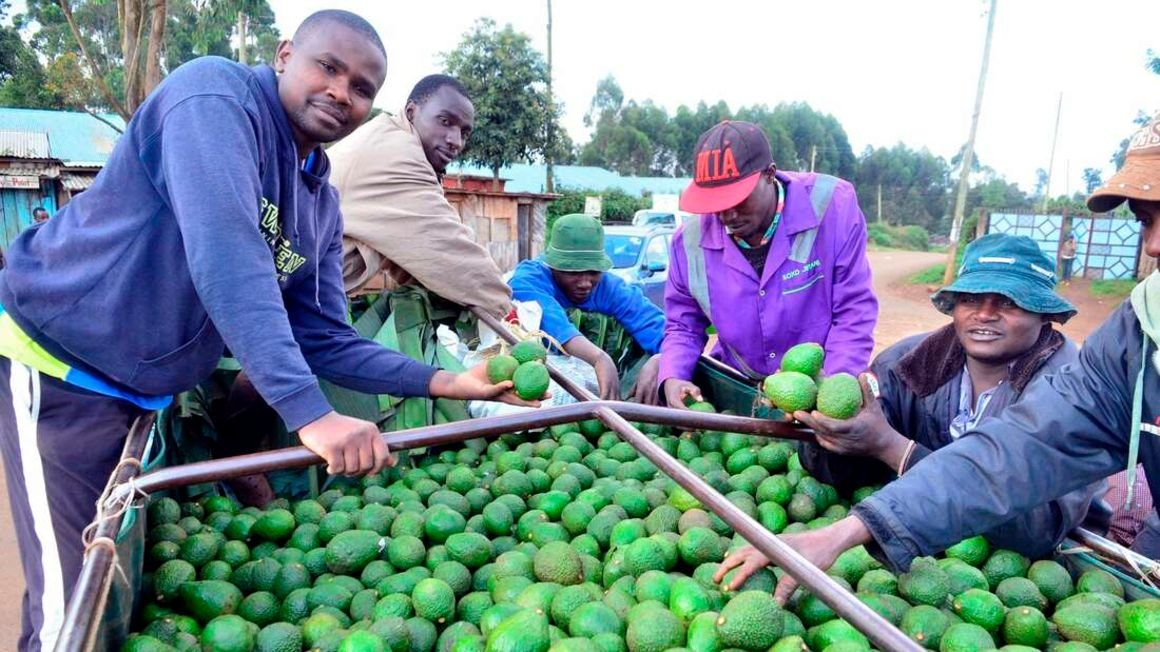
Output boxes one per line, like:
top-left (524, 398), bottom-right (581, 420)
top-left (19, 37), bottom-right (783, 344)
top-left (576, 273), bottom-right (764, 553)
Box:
top-left (0, 357), bottom-right (144, 651)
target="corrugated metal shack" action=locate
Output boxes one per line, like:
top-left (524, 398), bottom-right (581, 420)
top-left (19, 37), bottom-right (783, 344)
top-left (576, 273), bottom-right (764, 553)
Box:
top-left (0, 108), bottom-right (122, 248)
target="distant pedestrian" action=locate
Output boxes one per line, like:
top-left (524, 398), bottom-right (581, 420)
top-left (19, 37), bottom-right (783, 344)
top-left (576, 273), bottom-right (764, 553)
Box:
top-left (1059, 234), bottom-right (1078, 284)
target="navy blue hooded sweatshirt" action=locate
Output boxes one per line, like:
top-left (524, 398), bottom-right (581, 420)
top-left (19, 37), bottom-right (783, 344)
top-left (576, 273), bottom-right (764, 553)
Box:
top-left (0, 57), bottom-right (437, 430)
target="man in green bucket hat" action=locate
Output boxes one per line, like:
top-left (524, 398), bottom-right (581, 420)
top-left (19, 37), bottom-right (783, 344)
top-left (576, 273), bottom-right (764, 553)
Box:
top-left (508, 213), bottom-right (665, 400)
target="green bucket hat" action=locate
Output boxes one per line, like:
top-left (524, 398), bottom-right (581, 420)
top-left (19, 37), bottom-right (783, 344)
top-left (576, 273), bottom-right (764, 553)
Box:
top-left (543, 213), bottom-right (613, 272)
top-left (931, 233), bottom-right (1077, 323)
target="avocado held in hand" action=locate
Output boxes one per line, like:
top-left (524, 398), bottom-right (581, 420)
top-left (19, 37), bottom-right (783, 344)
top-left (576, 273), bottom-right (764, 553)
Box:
top-left (815, 373), bottom-right (864, 419)
top-left (512, 361), bottom-right (550, 400)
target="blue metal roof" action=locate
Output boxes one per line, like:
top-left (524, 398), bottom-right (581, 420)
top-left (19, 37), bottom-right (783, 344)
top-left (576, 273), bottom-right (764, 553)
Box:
top-left (0, 108), bottom-right (123, 165)
top-left (448, 162), bottom-right (690, 196)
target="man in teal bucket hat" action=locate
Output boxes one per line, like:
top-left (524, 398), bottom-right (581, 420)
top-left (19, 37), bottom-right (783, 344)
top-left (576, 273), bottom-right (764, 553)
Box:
top-left (930, 232), bottom-right (1077, 319)
top-left (508, 213), bottom-right (665, 400)
top-left (717, 233), bottom-right (1106, 579)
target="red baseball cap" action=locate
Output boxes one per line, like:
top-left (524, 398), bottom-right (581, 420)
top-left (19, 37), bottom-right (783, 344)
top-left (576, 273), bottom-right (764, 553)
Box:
top-left (680, 121), bottom-right (773, 214)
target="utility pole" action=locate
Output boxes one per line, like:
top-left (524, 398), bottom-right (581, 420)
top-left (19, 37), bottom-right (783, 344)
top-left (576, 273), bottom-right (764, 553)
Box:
top-left (877, 184), bottom-right (883, 223)
top-left (944, 0), bottom-right (997, 286)
top-left (810, 145), bottom-right (817, 172)
top-left (1041, 92), bottom-right (1063, 212)
top-left (237, 12), bottom-right (249, 65)
top-left (544, 0), bottom-right (555, 193)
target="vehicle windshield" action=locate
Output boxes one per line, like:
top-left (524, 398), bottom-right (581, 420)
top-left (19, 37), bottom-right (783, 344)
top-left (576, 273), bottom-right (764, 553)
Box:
top-left (605, 234), bottom-right (645, 269)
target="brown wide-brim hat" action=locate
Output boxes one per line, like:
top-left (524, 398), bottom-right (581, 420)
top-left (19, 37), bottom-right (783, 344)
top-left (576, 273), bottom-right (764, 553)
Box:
top-left (1088, 113), bottom-right (1160, 213)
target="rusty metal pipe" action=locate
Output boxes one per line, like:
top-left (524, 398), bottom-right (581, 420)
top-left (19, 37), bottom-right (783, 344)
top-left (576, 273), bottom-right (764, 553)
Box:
top-left (117, 402), bottom-right (807, 501)
top-left (474, 309), bottom-right (916, 650)
top-left (608, 402), bottom-right (910, 642)
top-left (1070, 527), bottom-right (1160, 578)
top-left (58, 413), bottom-right (157, 652)
top-left (593, 406), bottom-right (921, 651)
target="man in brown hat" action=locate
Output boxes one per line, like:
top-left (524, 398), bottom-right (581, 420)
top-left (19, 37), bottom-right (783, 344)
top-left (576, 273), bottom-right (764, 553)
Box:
top-left (716, 112), bottom-right (1160, 593)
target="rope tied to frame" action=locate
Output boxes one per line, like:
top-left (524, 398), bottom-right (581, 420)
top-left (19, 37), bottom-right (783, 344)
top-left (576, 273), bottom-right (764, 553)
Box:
top-left (480, 321), bottom-right (569, 360)
top-left (81, 456), bottom-right (149, 589)
top-left (1058, 544), bottom-right (1160, 592)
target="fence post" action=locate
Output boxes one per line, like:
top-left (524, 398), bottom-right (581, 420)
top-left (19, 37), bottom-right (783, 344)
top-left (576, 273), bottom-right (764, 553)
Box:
top-left (975, 209), bottom-right (989, 239)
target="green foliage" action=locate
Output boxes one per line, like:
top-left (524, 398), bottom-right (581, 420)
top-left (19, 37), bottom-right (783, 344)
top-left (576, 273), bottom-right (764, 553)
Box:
top-left (579, 76), bottom-right (856, 180)
top-left (866, 223), bottom-right (930, 251)
top-left (1111, 110), bottom-right (1153, 170)
top-left (1082, 168), bottom-right (1103, 194)
top-left (854, 144), bottom-right (949, 233)
top-left (0, 24), bottom-right (63, 108)
top-left (8, 0), bottom-right (278, 116)
top-left (910, 264), bottom-right (946, 285)
top-left (738, 101), bottom-right (857, 179)
top-left (1090, 279), bottom-right (1136, 299)
top-left (544, 187), bottom-right (650, 244)
top-left (167, 0), bottom-right (280, 68)
top-left (443, 19), bottom-right (563, 180)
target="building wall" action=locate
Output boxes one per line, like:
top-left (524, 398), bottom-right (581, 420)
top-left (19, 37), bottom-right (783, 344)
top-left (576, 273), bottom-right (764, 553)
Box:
top-left (445, 191), bottom-right (549, 273)
top-left (0, 180), bottom-right (58, 249)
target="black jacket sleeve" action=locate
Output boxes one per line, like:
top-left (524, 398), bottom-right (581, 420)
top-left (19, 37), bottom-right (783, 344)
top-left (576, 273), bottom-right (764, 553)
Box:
top-left (853, 303), bottom-right (1137, 570)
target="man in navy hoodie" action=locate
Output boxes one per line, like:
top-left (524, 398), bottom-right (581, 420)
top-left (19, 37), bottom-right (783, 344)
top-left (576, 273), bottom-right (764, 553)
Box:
top-left (0, 11), bottom-right (534, 649)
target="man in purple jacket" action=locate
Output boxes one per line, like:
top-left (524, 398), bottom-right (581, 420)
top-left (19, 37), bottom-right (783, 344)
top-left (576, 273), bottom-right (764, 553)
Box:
top-left (659, 121), bottom-right (878, 408)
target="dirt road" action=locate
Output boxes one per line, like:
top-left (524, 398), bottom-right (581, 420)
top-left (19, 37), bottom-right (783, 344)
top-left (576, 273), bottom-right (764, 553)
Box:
top-left (0, 247), bottom-right (1126, 644)
top-left (865, 249), bottom-right (951, 357)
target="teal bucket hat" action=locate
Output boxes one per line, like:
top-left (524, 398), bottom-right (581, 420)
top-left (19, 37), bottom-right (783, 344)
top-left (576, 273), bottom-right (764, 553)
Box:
top-left (543, 213), bottom-right (613, 272)
top-left (931, 233), bottom-right (1077, 323)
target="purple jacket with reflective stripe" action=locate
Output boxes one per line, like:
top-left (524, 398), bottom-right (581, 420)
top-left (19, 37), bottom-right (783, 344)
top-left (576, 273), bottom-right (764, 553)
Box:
top-left (658, 170), bottom-right (878, 385)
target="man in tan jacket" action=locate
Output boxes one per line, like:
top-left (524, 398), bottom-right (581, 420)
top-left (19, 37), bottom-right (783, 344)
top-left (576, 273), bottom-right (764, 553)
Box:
top-left (330, 74), bottom-right (512, 318)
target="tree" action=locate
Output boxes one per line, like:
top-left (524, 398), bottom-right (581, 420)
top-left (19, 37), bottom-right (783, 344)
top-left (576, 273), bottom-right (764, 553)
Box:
top-left (61, 0), bottom-right (169, 120)
top-left (735, 102), bottom-right (855, 178)
top-left (1110, 52), bottom-right (1160, 168)
top-left (853, 144), bottom-right (950, 232)
top-left (443, 18), bottom-right (560, 186)
top-left (0, 3), bottom-right (66, 108)
top-left (11, 0), bottom-right (275, 125)
top-left (1033, 168), bottom-right (1049, 198)
top-left (579, 76), bottom-right (675, 176)
top-left (669, 100), bottom-right (732, 176)
top-left (1082, 167), bottom-right (1103, 194)
top-left (166, 0), bottom-right (279, 68)
top-left (13, 0), bottom-right (167, 122)
top-left (200, 0), bottom-right (278, 65)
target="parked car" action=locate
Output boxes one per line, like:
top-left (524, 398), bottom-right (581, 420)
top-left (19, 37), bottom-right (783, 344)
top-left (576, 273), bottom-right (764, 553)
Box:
top-left (603, 224), bottom-right (675, 308)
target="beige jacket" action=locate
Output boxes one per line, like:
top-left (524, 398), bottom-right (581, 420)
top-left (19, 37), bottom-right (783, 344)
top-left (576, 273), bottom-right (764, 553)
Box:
top-left (329, 112), bottom-right (512, 318)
